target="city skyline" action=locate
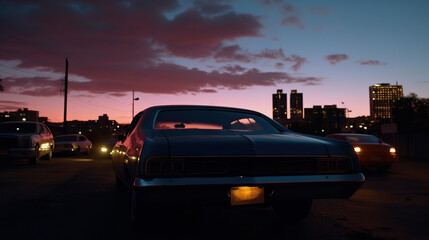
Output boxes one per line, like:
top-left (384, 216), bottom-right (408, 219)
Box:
top-left (1, 0), bottom-right (428, 123)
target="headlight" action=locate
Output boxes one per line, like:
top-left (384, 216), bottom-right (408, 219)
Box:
top-left (390, 147), bottom-right (396, 153)
top-left (40, 143), bottom-right (50, 150)
top-left (101, 147), bottom-right (108, 152)
top-left (354, 147), bottom-right (361, 153)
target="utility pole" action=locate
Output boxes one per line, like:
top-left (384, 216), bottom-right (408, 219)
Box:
top-left (64, 58), bottom-right (68, 133)
top-left (132, 91), bottom-right (139, 120)
top-left (341, 102), bottom-right (352, 118)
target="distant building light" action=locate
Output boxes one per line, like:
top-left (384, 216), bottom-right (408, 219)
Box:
top-left (364, 127), bottom-right (368, 130)
top-left (350, 125), bottom-right (353, 128)
top-left (5, 115), bottom-right (9, 117)
top-left (78, 131), bottom-right (82, 134)
top-left (359, 125), bottom-right (363, 128)
top-left (22, 118), bottom-right (26, 121)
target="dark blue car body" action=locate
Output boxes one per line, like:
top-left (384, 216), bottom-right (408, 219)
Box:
top-left (111, 105), bottom-right (364, 223)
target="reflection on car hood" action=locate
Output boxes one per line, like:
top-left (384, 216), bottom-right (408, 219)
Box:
top-left (160, 130), bottom-right (330, 156)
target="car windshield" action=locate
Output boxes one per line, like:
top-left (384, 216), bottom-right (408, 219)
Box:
top-left (55, 135), bottom-right (78, 142)
top-left (343, 135), bottom-right (381, 143)
top-left (0, 122), bottom-right (37, 134)
top-left (154, 109), bottom-right (280, 133)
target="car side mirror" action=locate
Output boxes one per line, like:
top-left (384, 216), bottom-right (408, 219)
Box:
top-left (117, 134), bottom-right (126, 142)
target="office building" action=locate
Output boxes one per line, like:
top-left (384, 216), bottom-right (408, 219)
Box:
top-left (272, 89), bottom-right (287, 125)
top-left (290, 89), bottom-right (303, 120)
top-left (304, 105), bottom-right (346, 134)
top-left (0, 108), bottom-right (39, 122)
top-left (369, 83), bottom-right (403, 120)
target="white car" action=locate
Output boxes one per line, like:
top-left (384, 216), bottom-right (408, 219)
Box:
top-left (0, 121), bottom-right (54, 164)
top-left (54, 134), bottom-right (92, 155)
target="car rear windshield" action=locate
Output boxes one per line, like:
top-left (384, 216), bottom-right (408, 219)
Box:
top-left (55, 135), bottom-right (78, 142)
top-left (0, 122), bottom-right (37, 134)
top-left (344, 135), bottom-right (381, 143)
top-left (154, 109), bottom-right (281, 133)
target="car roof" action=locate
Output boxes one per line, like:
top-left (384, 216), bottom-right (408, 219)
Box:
top-left (140, 105), bottom-right (263, 115)
top-left (55, 134), bottom-right (83, 137)
top-left (328, 133), bottom-right (375, 137)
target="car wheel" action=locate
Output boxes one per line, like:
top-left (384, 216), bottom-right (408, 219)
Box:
top-left (42, 147), bottom-right (52, 161)
top-left (75, 147), bottom-right (80, 156)
top-left (130, 188), bottom-right (145, 226)
top-left (30, 145), bottom-right (40, 165)
top-left (115, 175), bottom-right (127, 191)
top-left (273, 199), bottom-right (312, 222)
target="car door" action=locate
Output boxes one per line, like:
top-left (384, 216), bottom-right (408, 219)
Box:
top-left (112, 113), bottom-right (143, 186)
top-left (78, 135), bottom-right (89, 152)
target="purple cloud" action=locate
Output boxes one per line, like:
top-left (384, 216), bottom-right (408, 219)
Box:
top-left (357, 60), bottom-right (387, 66)
top-left (325, 54), bottom-right (349, 65)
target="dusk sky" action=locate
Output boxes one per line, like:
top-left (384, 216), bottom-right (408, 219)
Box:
top-left (1, 0), bottom-right (428, 123)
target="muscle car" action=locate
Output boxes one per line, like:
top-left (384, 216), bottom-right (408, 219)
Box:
top-left (111, 105), bottom-right (365, 224)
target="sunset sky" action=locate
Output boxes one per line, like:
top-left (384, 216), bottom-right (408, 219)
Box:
top-left (1, 0), bottom-right (428, 123)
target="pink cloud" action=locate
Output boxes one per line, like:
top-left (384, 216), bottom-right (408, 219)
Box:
top-left (0, 100), bottom-right (27, 110)
top-left (325, 54), bottom-right (349, 65)
top-left (0, 0), bottom-right (318, 98)
top-left (221, 65), bottom-right (247, 73)
top-left (4, 63), bottom-right (322, 96)
top-left (357, 60), bottom-right (387, 66)
top-left (281, 16), bottom-right (304, 29)
top-left (214, 46), bottom-right (306, 71)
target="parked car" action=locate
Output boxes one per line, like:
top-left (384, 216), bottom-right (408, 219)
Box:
top-left (112, 105), bottom-right (365, 224)
top-left (0, 121), bottom-right (54, 164)
top-left (325, 133), bottom-right (397, 171)
top-left (99, 136), bottom-right (119, 156)
top-left (54, 134), bottom-right (92, 155)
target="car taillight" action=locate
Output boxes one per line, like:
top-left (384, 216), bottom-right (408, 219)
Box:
top-left (146, 157), bottom-right (184, 176)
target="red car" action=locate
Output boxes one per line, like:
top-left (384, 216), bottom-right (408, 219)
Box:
top-left (326, 133), bottom-right (397, 172)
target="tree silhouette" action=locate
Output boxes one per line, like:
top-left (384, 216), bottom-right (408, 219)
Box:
top-left (393, 93), bottom-right (429, 133)
top-left (0, 78), bottom-right (3, 92)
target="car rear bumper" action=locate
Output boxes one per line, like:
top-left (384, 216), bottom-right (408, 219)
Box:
top-left (358, 154), bottom-right (398, 167)
top-left (133, 173), bottom-right (365, 206)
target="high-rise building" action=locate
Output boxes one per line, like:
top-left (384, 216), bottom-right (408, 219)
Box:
top-left (272, 89), bottom-right (287, 125)
top-left (290, 89), bottom-right (303, 120)
top-left (369, 83), bottom-right (403, 120)
top-left (304, 105), bottom-right (346, 134)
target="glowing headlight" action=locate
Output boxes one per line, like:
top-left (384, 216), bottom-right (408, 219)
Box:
top-left (354, 147), bottom-right (361, 153)
top-left (390, 147), bottom-right (396, 153)
top-left (101, 147), bottom-right (108, 153)
top-left (40, 143), bottom-right (51, 151)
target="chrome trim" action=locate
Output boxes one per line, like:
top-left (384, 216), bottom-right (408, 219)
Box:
top-left (134, 173), bottom-right (365, 187)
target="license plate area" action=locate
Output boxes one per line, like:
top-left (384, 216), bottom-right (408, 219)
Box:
top-left (230, 186), bottom-right (264, 206)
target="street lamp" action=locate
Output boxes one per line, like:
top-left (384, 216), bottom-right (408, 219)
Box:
top-left (132, 90), bottom-right (139, 119)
